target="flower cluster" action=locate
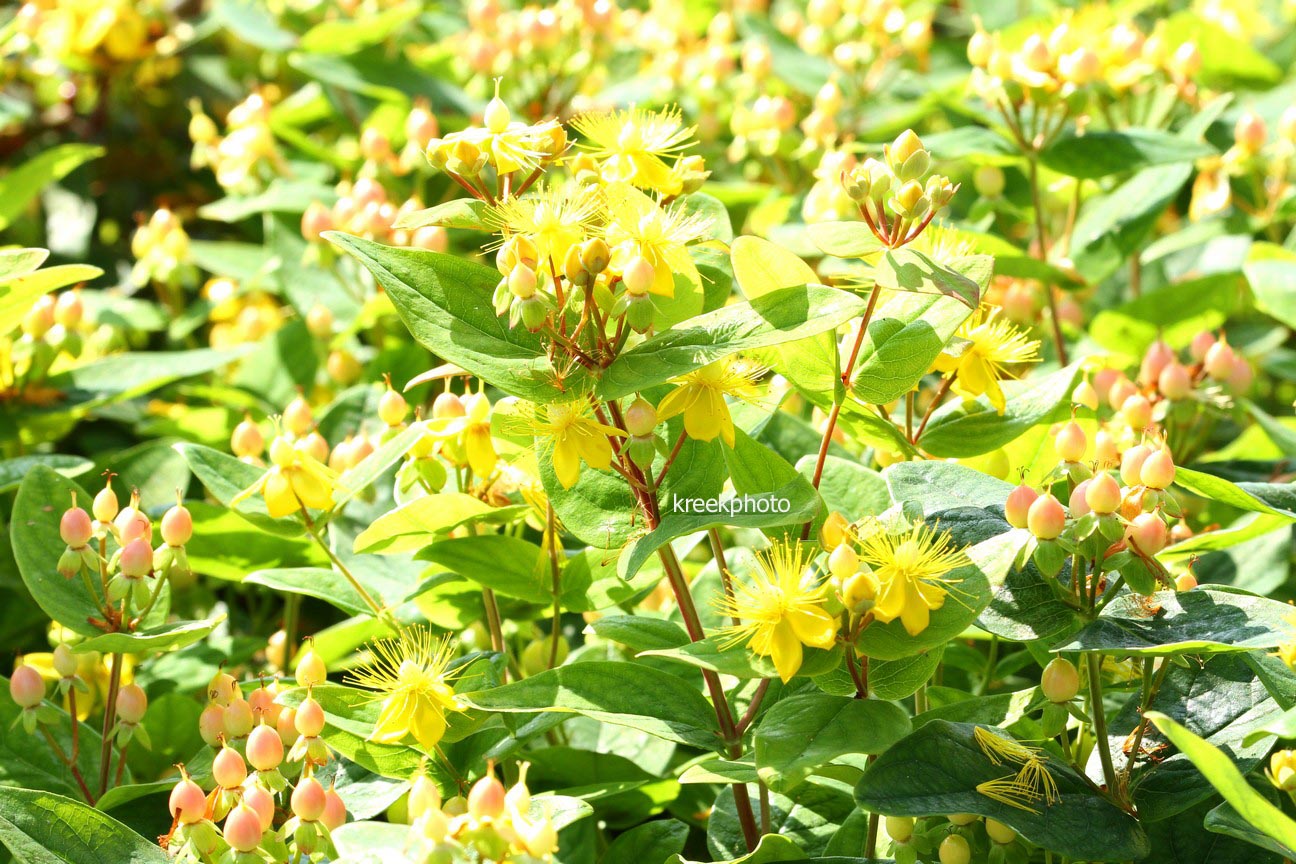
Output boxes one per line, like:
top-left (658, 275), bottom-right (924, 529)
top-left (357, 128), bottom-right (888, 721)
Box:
top-left (131, 208), bottom-right (196, 290)
top-left (405, 764), bottom-right (560, 863)
top-left (189, 92), bottom-right (285, 192)
top-left (300, 178), bottom-right (449, 251)
top-left (842, 131), bottom-right (958, 247)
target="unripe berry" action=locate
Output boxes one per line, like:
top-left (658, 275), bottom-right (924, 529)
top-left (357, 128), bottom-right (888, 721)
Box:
top-left (973, 165), bottom-right (1004, 198)
top-left (327, 350), bottom-right (362, 385)
top-left (213, 744), bottom-right (248, 789)
top-left (52, 644), bottom-right (77, 679)
top-left (9, 664), bottom-right (44, 708)
top-left (1140, 448), bottom-right (1175, 490)
top-left (223, 802), bottom-right (263, 853)
top-left (116, 683), bottom-right (147, 723)
top-left (276, 706), bottom-right (298, 746)
top-left (1175, 571), bottom-right (1198, 591)
top-left (296, 696), bottom-right (325, 737)
top-left (1005, 484), bottom-right (1038, 529)
top-left (1138, 340), bottom-right (1174, 388)
top-left (508, 264), bottom-right (537, 300)
top-left (223, 696), bottom-right (254, 738)
top-left (169, 769), bottom-right (207, 825)
top-left (231, 417), bottom-right (264, 459)
top-left (432, 392), bottom-right (466, 420)
top-left (1228, 356), bottom-right (1254, 393)
top-left (1233, 111), bottom-right (1267, 155)
top-left (199, 702), bottom-right (226, 747)
top-left (409, 773), bottom-right (442, 820)
top-left (1055, 420), bottom-right (1086, 462)
top-left (305, 305), bottom-right (334, 339)
top-left (378, 384), bottom-right (408, 427)
top-left (1086, 472), bottom-right (1122, 515)
top-left (161, 503), bottom-right (192, 546)
top-left (1027, 494), bottom-right (1066, 540)
top-left (1120, 444), bottom-right (1152, 487)
top-left (886, 815), bottom-right (914, 843)
top-left (1203, 339), bottom-right (1235, 381)
top-left (1069, 479), bottom-right (1092, 517)
top-left (246, 723), bottom-right (283, 771)
top-left (293, 775), bottom-right (328, 821)
top-left (248, 684), bottom-right (277, 722)
top-left (93, 485), bottom-right (119, 524)
top-left (820, 511), bottom-right (850, 550)
top-left (624, 398), bottom-right (658, 437)
top-left (1120, 394), bottom-right (1152, 431)
top-left (283, 396), bottom-right (314, 437)
top-left (621, 256), bottom-right (654, 297)
top-left (1127, 513), bottom-right (1168, 554)
top-left (1073, 377), bottom-right (1099, 411)
top-left (115, 506), bottom-right (152, 545)
top-left (828, 544), bottom-right (858, 580)
top-left (61, 507), bottom-right (93, 548)
top-left (1041, 657), bottom-right (1080, 702)
top-left (1189, 330), bottom-right (1216, 362)
top-left (939, 833), bottom-right (972, 864)
top-left (302, 430), bottom-right (331, 464)
top-left (243, 784), bottom-right (275, 831)
top-left (208, 670), bottom-right (239, 706)
top-left (119, 538), bottom-right (153, 579)
top-left (295, 647), bottom-right (327, 688)
top-left (467, 772), bottom-right (506, 820)
top-left (1106, 377), bottom-right (1138, 412)
top-left (986, 818), bottom-right (1016, 844)
top-left (1158, 362), bottom-right (1192, 400)
top-left (321, 785), bottom-right (347, 831)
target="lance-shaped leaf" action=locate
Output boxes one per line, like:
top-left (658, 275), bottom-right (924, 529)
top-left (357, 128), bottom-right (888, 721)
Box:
top-left (1041, 129), bottom-right (1215, 180)
top-left (753, 694), bottom-right (911, 790)
top-left (856, 720), bottom-right (1149, 861)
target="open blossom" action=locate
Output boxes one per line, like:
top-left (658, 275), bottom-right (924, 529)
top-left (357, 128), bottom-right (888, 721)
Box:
top-left (932, 305), bottom-right (1040, 414)
top-left (348, 627), bottom-right (464, 752)
top-left (657, 357), bottom-right (765, 447)
top-left (603, 182), bottom-right (712, 298)
top-left (232, 435), bottom-right (339, 517)
top-left (719, 541), bottom-right (838, 682)
top-left (855, 521), bottom-right (968, 636)
top-left (521, 400), bottom-right (626, 489)
top-left (572, 105), bottom-right (696, 195)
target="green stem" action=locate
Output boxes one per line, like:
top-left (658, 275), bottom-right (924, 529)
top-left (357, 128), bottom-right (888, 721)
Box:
top-left (1027, 153), bottom-right (1069, 366)
top-left (1086, 653), bottom-right (1119, 797)
top-left (283, 594), bottom-right (301, 668)
top-left (98, 654), bottom-right (123, 795)
top-left (546, 503), bottom-right (563, 669)
top-left (299, 506), bottom-right (387, 622)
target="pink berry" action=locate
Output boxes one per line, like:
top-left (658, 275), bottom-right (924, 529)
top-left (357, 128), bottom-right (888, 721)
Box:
top-left (276, 707), bottom-right (298, 746)
top-left (1203, 340), bottom-right (1235, 381)
top-left (199, 703), bottom-right (226, 747)
top-left (1005, 484), bottom-right (1039, 529)
top-left (213, 744), bottom-right (248, 789)
top-left (1157, 362), bottom-right (1192, 400)
top-left (1069, 480), bottom-right (1092, 517)
top-left (1138, 340), bottom-right (1174, 388)
top-left (1227, 356), bottom-right (1253, 393)
top-left (1120, 394), bottom-right (1152, 431)
top-left (246, 724), bottom-right (284, 771)
top-left (1055, 420), bottom-right (1086, 462)
top-left (321, 785), bottom-right (347, 831)
top-left (1085, 472), bottom-right (1122, 515)
top-left (1189, 330), bottom-right (1216, 362)
top-left (223, 803), bottom-right (263, 853)
top-left (169, 770), bottom-right (207, 825)
top-left (115, 683), bottom-right (147, 723)
top-left (467, 773), bottom-right (506, 820)
top-left (1106, 377), bottom-right (1138, 411)
top-left (295, 696), bottom-right (325, 738)
top-left (114, 506), bottom-right (152, 545)
top-left (1120, 444), bottom-right (1152, 487)
top-left (60, 507), bottom-right (93, 548)
top-left (160, 504), bottom-right (193, 547)
top-left (223, 697), bottom-right (253, 738)
top-left (243, 784), bottom-right (275, 831)
top-left (1140, 448), bottom-right (1176, 490)
top-left (119, 538), bottom-right (153, 579)
top-left (1027, 494), bottom-right (1066, 540)
top-left (292, 776), bottom-right (328, 822)
top-left (432, 392), bottom-right (466, 419)
top-left (1127, 513), bottom-right (1168, 554)
top-left (9, 664), bottom-right (45, 708)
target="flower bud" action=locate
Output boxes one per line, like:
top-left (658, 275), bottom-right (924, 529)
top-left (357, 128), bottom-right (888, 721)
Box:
top-left (891, 180), bottom-right (927, 219)
top-left (967, 29), bottom-right (993, 67)
top-left (820, 511), bottom-right (850, 550)
top-left (1027, 494), bottom-right (1065, 540)
top-left (1233, 112), bottom-right (1267, 156)
top-left (508, 263), bottom-right (538, 300)
top-left (295, 646), bottom-right (327, 688)
top-left (580, 238), bottom-right (611, 274)
top-left (231, 416), bottom-right (265, 459)
top-left (563, 244), bottom-right (590, 288)
top-left (622, 256), bottom-right (655, 297)
top-left (1005, 484), bottom-right (1039, 529)
top-left (841, 570), bottom-right (878, 611)
top-left (283, 395), bottom-right (314, 438)
top-left (886, 130), bottom-right (924, 170)
top-left (161, 503), bottom-right (193, 547)
top-left (52, 644), bottom-right (77, 679)
top-left (828, 544), bottom-right (858, 580)
top-left (1271, 750), bottom-right (1296, 791)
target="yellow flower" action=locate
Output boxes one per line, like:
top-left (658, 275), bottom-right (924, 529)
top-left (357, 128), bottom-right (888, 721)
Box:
top-left (572, 106), bottom-right (696, 195)
top-left (348, 627), bottom-right (464, 752)
top-left (719, 541), bottom-right (838, 682)
top-left (657, 357), bottom-right (765, 447)
top-left (524, 401), bottom-right (626, 489)
top-left (932, 306), bottom-right (1040, 414)
top-left (855, 521), bottom-right (968, 636)
top-left (232, 435), bottom-right (339, 518)
top-left (1188, 158), bottom-right (1232, 222)
top-left (425, 392), bottom-right (498, 478)
top-left (485, 184), bottom-right (601, 273)
top-left (602, 183), bottom-right (712, 298)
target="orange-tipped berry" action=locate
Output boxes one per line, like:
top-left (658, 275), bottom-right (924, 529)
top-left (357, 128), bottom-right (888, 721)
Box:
top-left (1027, 494), bottom-right (1065, 540)
top-left (1005, 484), bottom-right (1039, 529)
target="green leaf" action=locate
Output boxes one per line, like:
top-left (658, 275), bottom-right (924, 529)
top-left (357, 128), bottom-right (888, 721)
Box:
top-left (298, 3), bottom-right (419, 53)
top-left (1173, 467), bottom-right (1296, 518)
top-left (0, 264), bottom-right (103, 335)
top-left (423, 535), bottom-right (550, 605)
top-left (463, 662), bottom-right (722, 752)
top-left (805, 222), bottom-right (884, 260)
top-left (1142, 793), bottom-right (1283, 864)
top-left (72, 616), bottom-right (225, 656)
top-left (392, 198), bottom-right (489, 231)
top-left (1089, 274), bottom-right (1246, 357)
top-left (0, 787), bottom-right (167, 864)
top-left (326, 232), bottom-right (574, 401)
top-left (1040, 129), bottom-right (1215, 179)
top-left (922, 126), bottom-right (1017, 161)
top-left (874, 248), bottom-right (981, 308)
top-left (734, 13), bottom-right (831, 97)
top-left (1072, 163), bottom-right (1191, 283)
top-left (870, 649), bottom-right (944, 700)
top-left (1107, 654), bottom-right (1277, 822)
top-left (919, 364), bottom-right (1083, 459)
top-left (884, 459), bottom-right (1015, 514)
top-left (586, 615), bottom-right (690, 652)
top-left (1149, 712), bottom-right (1296, 855)
top-left (0, 678), bottom-right (105, 801)
top-left (730, 236), bottom-right (818, 300)
top-left (708, 780), bottom-right (854, 860)
top-left (854, 533), bottom-right (1007, 660)
top-left (641, 635), bottom-right (840, 680)
top-left (211, 0), bottom-right (296, 51)
top-left (1206, 797), bottom-right (1296, 859)
top-left (599, 284), bottom-right (867, 400)
top-left (604, 820), bottom-right (689, 864)
top-left (0, 248), bottom-right (48, 282)
top-left (0, 455), bottom-right (91, 494)
top-left (1160, 12), bottom-right (1282, 87)
top-left (0, 144), bottom-right (103, 232)
top-left (353, 493), bottom-right (522, 554)
top-left (754, 695), bottom-right (911, 791)
top-left (184, 503), bottom-right (324, 581)
top-left (198, 180), bottom-right (334, 222)
top-left (856, 720), bottom-right (1148, 860)
top-left (1061, 588), bottom-right (1294, 656)
top-left (849, 291), bottom-right (972, 405)
top-left (1243, 243), bottom-right (1296, 329)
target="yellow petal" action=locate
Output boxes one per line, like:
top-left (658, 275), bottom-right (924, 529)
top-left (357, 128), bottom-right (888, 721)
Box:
top-left (370, 692), bottom-right (415, 744)
top-left (788, 606), bottom-right (838, 650)
top-left (657, 384), bottom-right (699, 421)
top-left (263, 470), bottom-right (298, 518)
top-left (768, 622), bottom-right (804, 683)
top-left (572, 425), bottom-right (615, 471)
top-left (551, 437), bottom-right (581, 489)
top-left (407, 698), bottom-right (448, 751)
top-left (466, 427), bottom-right (497, 477)
top-left (873, 574), bottom-right (908, 623)
top-left (900, 596), bottom-right (930, 636)
top-left (684, 388), bottom-right (728, 442)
